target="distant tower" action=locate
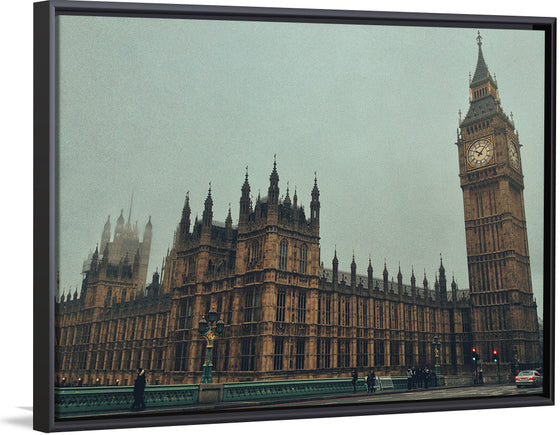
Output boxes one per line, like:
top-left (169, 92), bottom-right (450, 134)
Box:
top-left (456, 32), bottom-right (539, 364)
top-left (87, 209), bottom-right (152, 294)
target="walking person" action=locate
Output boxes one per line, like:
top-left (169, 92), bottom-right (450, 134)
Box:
top-left (407, 367), bottom-right (413, 390)
top-left (131, 367), bottom-right (147, 411)
top-left (369, 370), bottom-right (377, 393)
top-left (351, 369), bottom-right (358, 393)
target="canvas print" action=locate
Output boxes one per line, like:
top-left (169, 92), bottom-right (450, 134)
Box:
top-left (52, 10), bottom-right (547, 422)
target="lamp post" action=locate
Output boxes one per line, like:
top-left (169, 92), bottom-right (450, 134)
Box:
top-left (433, 336), bottom-right (441, 376)
top-left (198, 307), bottom-right (225, 384)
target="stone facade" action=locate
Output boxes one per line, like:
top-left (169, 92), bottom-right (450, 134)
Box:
top-left (55, 163), bottom-right (473, 386)
top-left (54, 34), bottom-right (540, 387)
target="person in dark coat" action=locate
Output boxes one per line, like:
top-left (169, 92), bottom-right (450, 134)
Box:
top-left (131, 368), bottom-right (147, 411)
top-left (351, 369), bottom-right (358, 392)
top-left (368, 370), bottom-right (377, 393)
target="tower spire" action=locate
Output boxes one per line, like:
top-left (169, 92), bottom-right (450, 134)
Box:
top-left (127, 191), bottom-right (134, 225)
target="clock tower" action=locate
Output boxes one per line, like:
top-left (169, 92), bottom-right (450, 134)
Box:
top-left (457, 32), bottom-right (539, 366)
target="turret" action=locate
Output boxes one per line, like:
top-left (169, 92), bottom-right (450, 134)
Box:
top-left (225, 204), bottom-right (233, 237)
top-left (310, 173), bottom-right (320, 235)
top-left (178, 191), bottom-right (191, 244)
top-left (143, 216), bottom-right (152, 244)
top-left (202, 184), bottom-right (213, 228)
top-left (114, 210), bottom-right (125, 239)
top-left (90, 245), bottom-right (99, 274)
top-left (350, 253), bottom-right (356, 288)
top-left (268, 156), bottom-right (280, 207)
top-left (332, 249), bottom-right (338, 290)
top-left (410, 266), bottom-right (416, 298)
top-left (239, 167), bottom-right (251, 227)
top-left (438, 255), bottom-right (447, 296)
top-left (451, 275), bottom-right (458, 302)
top-left (397, 263), bottom-right (403, 295)
top-left (383, 260), bottom-right (388, 292)
top-left (101, 215), bottom-right (111, 251)
top-left (423, 270), bottom-right (429, 299)
top-left (367, 257), bottom-right (373, 291)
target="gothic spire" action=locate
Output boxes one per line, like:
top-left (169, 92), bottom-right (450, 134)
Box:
top-left (268, 156), bottom-right (280, 204)
top-left (203, 182), bottom-right (213, 227)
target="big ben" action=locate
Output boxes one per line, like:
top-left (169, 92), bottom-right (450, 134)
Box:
top-left (457, 32), bottom-right (539, 366)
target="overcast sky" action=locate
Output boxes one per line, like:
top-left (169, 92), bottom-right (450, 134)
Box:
top-left (56, 15), bottom-right (545, 316)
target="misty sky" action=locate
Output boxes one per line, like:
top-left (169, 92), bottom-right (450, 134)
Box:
top-left (56, 15), bottom-right (545, 317)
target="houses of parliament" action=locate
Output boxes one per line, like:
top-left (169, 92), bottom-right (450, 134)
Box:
top-left (55, 34), bottom-right (540, 387)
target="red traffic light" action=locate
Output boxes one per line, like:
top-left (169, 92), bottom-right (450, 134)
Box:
top-left (493, 350), bottom-right (498, 355)
top-left (472, 348), bottom-right (476, 353)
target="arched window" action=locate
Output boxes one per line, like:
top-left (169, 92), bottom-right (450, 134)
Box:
top-left (279, 240), bottom-right (288, 271)
top-left (247, 240), bottom-right (261, 268)
top-left (299, 244), bottom-right (308, 274)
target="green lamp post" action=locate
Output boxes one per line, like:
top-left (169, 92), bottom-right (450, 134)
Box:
top-left (433, 336), bottom-right (441, 376)
top-left (198, 307), bottom-right (225, 384)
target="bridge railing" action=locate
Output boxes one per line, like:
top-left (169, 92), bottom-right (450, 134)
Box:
top-left (55, 376), bottom-right (421, 418)
top-left (55, 384), bottom-right (198, 417)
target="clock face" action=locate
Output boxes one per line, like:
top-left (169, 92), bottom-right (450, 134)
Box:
top-left (508, 140), bottom-right (520, 169)
top-left (467, 139), bottom-right (494, 168)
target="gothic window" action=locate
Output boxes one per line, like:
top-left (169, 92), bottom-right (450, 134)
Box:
top-left (273, 337), bottom-right (284, 370)
top-left (187, 257), bottom-right (195, 280)
top-left (243, 289), bottom-right (259, 323)
top-left (130, 318), bottom-right (136, 341)
top-left (247, 240), bottom-right (261, 268)
top-left (222, 342), bottom-right (230, 371)
top-left (299, 244), bottom-right (308, 274)
top-left (174, 342), bottom-right (188, 371)
top-left (161, 314), bottom-right (168, 337)
top-left (357, 339), bottom-right (368, 367)
top-left (317, 338), bottom-right (331, 369)
top-left (156, 350), bottom-right (164, 370)
top-left (279, 240), bottom-right (288, 271)
top-left (405, 342), bottom-right (413, 366)
top-left (150, 315), bottom-right (156, 338)
top-left (297, 293), bottom-right (306, 323)
top-left (337, 339), bottom-right (350, 368)
top-left (240, 337), bottom-right (256, 371)
top-left (374, 340), bottom-right (384, 367)
top-left (295, 339), bottom-right (305, 370)
top-left (390, 340), bottom-right (400, 366)
top-left (276, 289), bottom-right (286, 322)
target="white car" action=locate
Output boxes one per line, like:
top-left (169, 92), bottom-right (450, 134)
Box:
top-left (515, 370), bottom-right (543, 388)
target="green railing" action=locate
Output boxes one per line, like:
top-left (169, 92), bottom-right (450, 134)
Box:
top-left (55, 376), bottom-right (426, 418)
top-left (222, 377), bottom-right (365, 401)
top-left (55, 384), bottom-right (199, 417)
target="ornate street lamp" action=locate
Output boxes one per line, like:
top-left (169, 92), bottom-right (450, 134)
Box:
top-left (198, 307), bottom-right (225, 383)
top-left (433, 336), bottom-right (441, 376)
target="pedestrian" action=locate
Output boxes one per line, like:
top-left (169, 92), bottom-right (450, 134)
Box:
top-left (131, 367), bottom-right (147, 411)
top-left (351, 369), bottom-right (358, 392)
top-left (407, 367), bottom-right (413, 390)
top-left (369, 370), bottom-right (377, 392)
top-left (423, 367), bottom-right (429, 389)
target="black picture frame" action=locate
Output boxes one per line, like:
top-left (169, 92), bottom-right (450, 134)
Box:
top-left (34, 0), bottom-right (556, 432)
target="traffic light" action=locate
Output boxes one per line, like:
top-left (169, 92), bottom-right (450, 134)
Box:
top-left (472, 348), bottom-right (477, 361)
top-left (492, 349), bottom-right (499, 363)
